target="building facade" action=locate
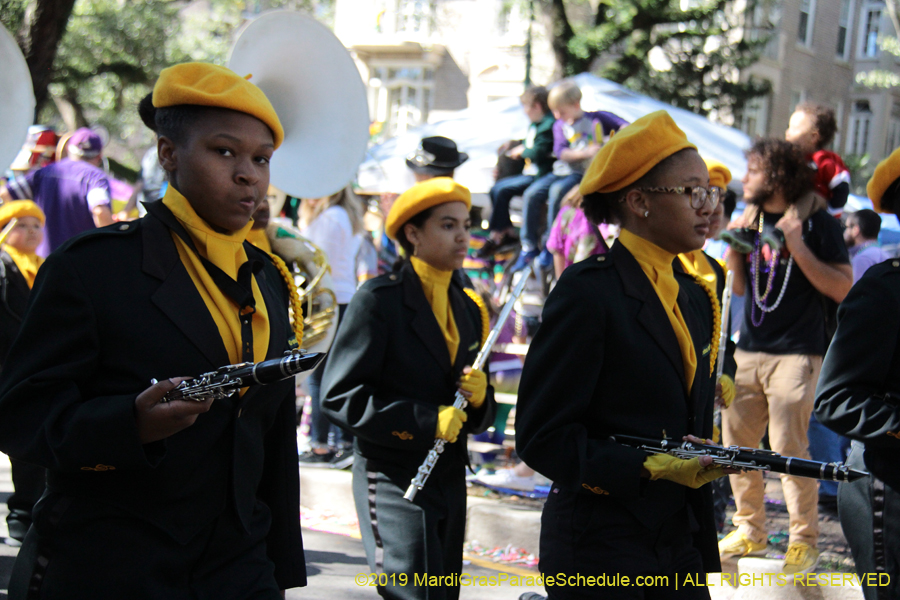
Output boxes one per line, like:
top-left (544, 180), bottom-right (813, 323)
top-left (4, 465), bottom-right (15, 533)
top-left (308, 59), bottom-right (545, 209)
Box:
top-left (333, 0), bottom-right (555, 139)
top-left (737, 0), bottom-right (900, 166)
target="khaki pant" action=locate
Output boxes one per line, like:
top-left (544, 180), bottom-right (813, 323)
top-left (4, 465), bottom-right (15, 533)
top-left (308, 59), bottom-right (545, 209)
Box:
top-left (722, 349), bottom-right (822, 546)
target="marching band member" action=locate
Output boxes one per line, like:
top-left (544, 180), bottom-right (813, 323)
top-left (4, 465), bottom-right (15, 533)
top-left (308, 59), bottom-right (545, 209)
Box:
top-left (815, 147), bottom-right (900, 600)
top-left (0, 201), bottom-right (47, 545)
top-left (322, 177), bottom-right (496, 600)
top-left (0, 63), bottom-right (306, 599)
top-left (516, 111), bottom-right (726, 599)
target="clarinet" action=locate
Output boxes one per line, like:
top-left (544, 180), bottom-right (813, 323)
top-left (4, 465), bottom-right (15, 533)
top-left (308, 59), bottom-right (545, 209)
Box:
top-left (610, 434), bottom-right (869, 482)
top-left (403, 261), bottom-right (537, 502)
top-left (153, 350), bottom-right (325, 402)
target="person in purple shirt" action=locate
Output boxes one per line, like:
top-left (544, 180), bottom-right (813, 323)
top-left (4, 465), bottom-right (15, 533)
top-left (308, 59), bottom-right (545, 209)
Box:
top-left (844, 209), bottom-right (890, 283)
top-left (512, 80), bottom-right (626, 272)
top-left (1, 128), bottom-right (114, 257)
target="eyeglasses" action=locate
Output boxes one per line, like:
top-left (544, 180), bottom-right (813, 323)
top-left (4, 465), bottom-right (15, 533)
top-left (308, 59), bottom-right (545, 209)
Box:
top-left (636, 186), bottom-right (721, 210)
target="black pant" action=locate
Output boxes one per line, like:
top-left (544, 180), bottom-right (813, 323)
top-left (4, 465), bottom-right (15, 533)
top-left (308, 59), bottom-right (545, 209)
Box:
top-left (538, 488), bottom-right (710, 600)
top-left (9, 493), bottom-right (281, 600)
top-left (352, 454), bottom-right (466, 600)
top-left (839, 442), bottom-right (900, 600)
top-left (7, 458), bottom-right (45, 538)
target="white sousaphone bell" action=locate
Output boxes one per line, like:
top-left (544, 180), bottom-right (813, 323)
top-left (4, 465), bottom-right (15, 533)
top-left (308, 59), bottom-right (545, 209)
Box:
top-left (0, 23), bottom-right (36, 178)
top-left (228, 11), bottom-right (370, 372)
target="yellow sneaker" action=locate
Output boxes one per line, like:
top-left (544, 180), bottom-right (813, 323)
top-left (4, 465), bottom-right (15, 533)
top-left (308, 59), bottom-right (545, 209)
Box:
top-left (782, 542), bottom-right (820, 574)
top-left (718, 530), bottom-right (767, 558)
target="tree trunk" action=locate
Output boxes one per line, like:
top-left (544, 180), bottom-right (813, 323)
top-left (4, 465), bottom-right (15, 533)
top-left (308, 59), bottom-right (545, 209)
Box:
top-left (19, 0), bottom-right (77, 118)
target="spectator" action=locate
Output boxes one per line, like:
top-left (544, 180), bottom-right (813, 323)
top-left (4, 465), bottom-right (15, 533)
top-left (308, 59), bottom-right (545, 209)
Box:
top-left (545, 187), bottom-right (608, 278)
top-left (478, 86), bottom-right (555, 259)
top-left (298, 186), bottom-right (364, 469)
top-left (720, 138), bottom-right (852, 574)
top-left (844, 209), bottom-right (890, 283)
top-left (512, 80), bottom-right (627, 272)
top-left (119, 146), bottom-right (168, 219)
top-left (0, 128), bottom-right (114, 257)
top-left (786, 102), bottom-right (851, 210)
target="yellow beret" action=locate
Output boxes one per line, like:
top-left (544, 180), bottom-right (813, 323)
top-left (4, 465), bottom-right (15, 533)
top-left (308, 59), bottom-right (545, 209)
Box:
top-left (0, 201), bottom-right (45, 229)
top-left (579, 110), bottom-right (697, 195)
top-left (152, 62), bottom-right (284, 149)
top-left (868, 147), bottom-right (900, 212)
top-left (704, 159), bottom-right (732, 190)
top-left (386, 177), bottom-right (471, 240)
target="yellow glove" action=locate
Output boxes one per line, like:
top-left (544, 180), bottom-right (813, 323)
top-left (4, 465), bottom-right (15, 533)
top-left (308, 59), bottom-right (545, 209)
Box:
top-left (435, 405), bottom-right (467, 443)
top-left (717, 375), bottom-right (736, 408)
top-left (458, 367), bottom-right (487, 409)
top-left (643, 454), bottom-right (725, 489)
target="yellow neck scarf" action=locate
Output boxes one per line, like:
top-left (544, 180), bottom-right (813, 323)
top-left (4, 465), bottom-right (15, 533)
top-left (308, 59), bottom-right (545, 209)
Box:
top-left (618, 229), bottom-right (696, 392)
top-left (678, 249), bottom-right (717, 288)
top-left (163, 186), bottom-right (270, 366)
top-left (246, 227), bottom-right (272, 254)
top-left (5, 246), bottom-right (43, 289)
top-left (411, 256), bottom-right (459, 365)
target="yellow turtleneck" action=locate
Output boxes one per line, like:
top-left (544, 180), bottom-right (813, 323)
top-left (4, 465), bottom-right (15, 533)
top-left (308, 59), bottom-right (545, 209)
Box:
top-left (5, 246), bottom-right (43, 289)
top-left (411, 256), bottom-right (459, 364)
top-left (678, 249), bottom-right (718, 289)
top-left (246, 227), bottom-right (272, 254)
top-left (618, 229), bottom-right (697, 392)
top-left (162, 186), bottom-right (270, 366)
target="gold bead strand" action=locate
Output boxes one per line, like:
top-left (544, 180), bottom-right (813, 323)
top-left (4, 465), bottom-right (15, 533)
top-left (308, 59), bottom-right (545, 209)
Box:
top-left (463, 287), bottom-right (490, 347)
top-left (691, 273), bottom-right (721, 376)
top-left (267, 251), bottom-right (305, 347)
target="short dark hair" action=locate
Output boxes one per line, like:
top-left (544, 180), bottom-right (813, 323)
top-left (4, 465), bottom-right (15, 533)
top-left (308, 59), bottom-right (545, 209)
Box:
top-left (852, 209), bottom-right (882, 239)
top-left (722, 189), bottom-right (737, 220)
top-left (582, 149), bottom-right (695, 226)
top-left (521, 86), bottom-right (550, 114)
top-left (139, 92), bottom-right (240, 145)
top-left (745, 138), bottom-right (814, 205)
top-left (795, 102), bottom-right (838, 149)
top-left (393, 206), bottom-right (437, 269)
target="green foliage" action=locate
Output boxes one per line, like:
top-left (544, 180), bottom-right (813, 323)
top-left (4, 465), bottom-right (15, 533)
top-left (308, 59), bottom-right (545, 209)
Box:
top-left (545, 0), bottom-right (772, 117)
top-left (856, 34), bottom-right (900, 90)
top-left (17, 0), bottom-right (332, 170)
top-left (844, 153), bottom-right (874, 196)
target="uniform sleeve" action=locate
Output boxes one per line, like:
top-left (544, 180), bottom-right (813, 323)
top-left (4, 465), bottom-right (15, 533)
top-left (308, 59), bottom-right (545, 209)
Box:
top-left (515, 270), bottom-right (648, 498)
top-left (815, 275), bottom-right (900, 448)
top-left (321, 287), bottom-right (441, 452)
top-left (0, 251), bottom-right (164, 471)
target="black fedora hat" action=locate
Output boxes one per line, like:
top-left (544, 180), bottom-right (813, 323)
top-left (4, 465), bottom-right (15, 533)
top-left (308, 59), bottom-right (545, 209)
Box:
top-left (405, 136), bottom-right (469, 173)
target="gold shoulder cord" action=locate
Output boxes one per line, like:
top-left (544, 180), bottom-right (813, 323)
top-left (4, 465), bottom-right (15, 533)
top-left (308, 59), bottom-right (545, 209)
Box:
top-left (266, 252), bottom-right (305, 345)
top-left (691, 274), bottom-right (720, 376)
top-left (463, 287), bottom-right (490, 347)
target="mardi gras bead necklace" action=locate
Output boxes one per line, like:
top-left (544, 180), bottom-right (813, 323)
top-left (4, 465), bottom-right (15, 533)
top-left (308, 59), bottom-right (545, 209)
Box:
top-left (751, 211), bottom-right (793, 327)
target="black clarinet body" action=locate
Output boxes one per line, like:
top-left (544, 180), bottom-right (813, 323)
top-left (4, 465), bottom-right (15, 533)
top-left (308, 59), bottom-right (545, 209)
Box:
top-left (611, 434), bottom-right (869, 482)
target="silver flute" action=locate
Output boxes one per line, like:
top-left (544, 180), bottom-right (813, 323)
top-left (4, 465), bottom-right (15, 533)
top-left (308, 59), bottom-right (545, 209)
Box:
top-left (715, 270), bottom-right (734, 380)
top-left (403, 260), bottom-right (536, 501)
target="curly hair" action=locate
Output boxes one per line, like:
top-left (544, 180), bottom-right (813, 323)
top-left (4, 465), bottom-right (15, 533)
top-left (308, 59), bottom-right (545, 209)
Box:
top-left (746, 138), bottom-right (814, 205)
top-left (795, 102), bottom-right (838, 149)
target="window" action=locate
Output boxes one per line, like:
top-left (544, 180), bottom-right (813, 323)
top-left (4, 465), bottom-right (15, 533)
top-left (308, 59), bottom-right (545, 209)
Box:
top-left (837, 0), bottom-right (853, 59)
top-left (368, 63), bottom-right (435, 136)
top-left (887, 105), bottom-right (900, 155)
top-left (861, 5), bottom-right (882, 58)
top-left (745, 0), bottom-right (781, 60)
top-left (790, 90), bottom-right (807, 113)
top-left (848, 100), bottom-right (873, 155)
top-left (739, 93), bottom-right (770, 138)
top-left (798, 0), bottom-right (815, 46)
top-left (397, 0), bottom-right (433, 35)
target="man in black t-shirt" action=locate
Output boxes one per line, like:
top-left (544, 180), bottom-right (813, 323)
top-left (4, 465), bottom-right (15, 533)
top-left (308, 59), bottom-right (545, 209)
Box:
top-left (720, 139), bottom-right (852, 574)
